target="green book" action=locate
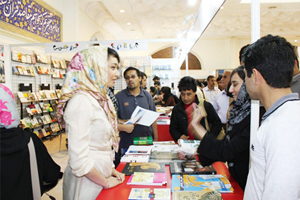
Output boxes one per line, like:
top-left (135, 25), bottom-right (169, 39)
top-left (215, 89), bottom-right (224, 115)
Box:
top-left (133, 136), bottom-right (153, 145)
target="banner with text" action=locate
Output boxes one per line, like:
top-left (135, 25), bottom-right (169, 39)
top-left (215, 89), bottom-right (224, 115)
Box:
top-left (100, 41), bottom-right (148, 51)
top-left (0, 0), bottom-right (62, 42)
top-left (44, 42), bottom-right (87, 54)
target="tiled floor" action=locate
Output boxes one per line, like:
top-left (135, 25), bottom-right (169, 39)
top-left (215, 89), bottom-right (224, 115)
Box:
top-left (42, 133), bottom-right (68, 200)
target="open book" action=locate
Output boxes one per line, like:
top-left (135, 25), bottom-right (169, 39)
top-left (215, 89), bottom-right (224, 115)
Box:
top-left (125, 106), bottom-right (160, 126)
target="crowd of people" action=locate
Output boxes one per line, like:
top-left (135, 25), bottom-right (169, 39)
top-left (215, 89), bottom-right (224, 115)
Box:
top-left (1, 34), bottom-right (300, 200)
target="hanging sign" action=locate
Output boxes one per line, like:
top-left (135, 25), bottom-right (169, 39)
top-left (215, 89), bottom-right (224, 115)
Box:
top-left (100, 40), bottom-right (148, 51)
top-left (44, 42), bottom-right (87, 54)
top-left (0, 0), bottom-right (62, 42)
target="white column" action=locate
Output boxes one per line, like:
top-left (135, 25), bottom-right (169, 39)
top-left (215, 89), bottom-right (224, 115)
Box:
top-left (250, 0), bottom-right (260, 164)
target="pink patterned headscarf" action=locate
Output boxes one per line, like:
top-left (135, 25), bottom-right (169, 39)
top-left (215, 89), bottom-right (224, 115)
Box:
top-left (0, 84), bottom-right (20, 129)
top-left (56, 46), bottom-right (119, 152)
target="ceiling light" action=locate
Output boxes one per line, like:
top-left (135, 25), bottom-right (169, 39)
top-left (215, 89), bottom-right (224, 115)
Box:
top-left (221, 6), bottom-right (224, 9)
top-left (295, 40), bottom-right (298, 42)
top-left (120, 10), bottom-right (125, 13)
top-left (127, 22), bottom-right (131, 25)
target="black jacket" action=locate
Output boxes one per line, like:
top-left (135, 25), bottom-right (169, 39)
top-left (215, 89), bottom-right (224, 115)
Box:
top-left (169, 98), bottom-right (222, 141)
top-left (0, 127), bottom-right (62, 200)
top-left (197, 107), bottom-right (265, 191)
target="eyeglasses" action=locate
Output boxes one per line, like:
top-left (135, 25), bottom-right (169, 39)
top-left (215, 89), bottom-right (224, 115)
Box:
top-left (125, 75), bottom-right (136, 80)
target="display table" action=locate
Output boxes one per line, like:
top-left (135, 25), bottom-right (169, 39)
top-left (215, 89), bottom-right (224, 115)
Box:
top-left (96, 161), bottom-right (244, 200)
top-left (157, 116), bottom-right (174, 142)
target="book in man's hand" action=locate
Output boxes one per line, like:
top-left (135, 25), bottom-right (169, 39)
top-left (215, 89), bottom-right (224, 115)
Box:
top-left (122, 162), bottom-right (165, 176)
top-left (127, 172), bottom-right (167, 186)
top-left (170, 161), bottom-right (216, 175)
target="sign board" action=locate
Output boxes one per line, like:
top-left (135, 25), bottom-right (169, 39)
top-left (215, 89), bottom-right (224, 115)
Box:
top-left (0, 0), bottom-right (62, 42)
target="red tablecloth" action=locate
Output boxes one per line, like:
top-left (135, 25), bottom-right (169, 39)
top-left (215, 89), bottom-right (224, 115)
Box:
top-left (96, 161), bottom-right (244, 200)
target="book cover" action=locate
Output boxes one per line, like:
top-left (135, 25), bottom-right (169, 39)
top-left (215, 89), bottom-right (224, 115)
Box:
top-left (120, 155), bottom-right (150, 163)
top-left (28, 104), bottom-right (38, 115)
top-left (16, 66), bottom-right (24, 75)
top-left (125, 145), bottom-right (153, 155)
top-left (150, 151), bottom-right (179, 160)
top-left (12, 66), bottom-right (20, 75)
top-left (122, 162), bottom-right (165, 176)
top-left (128, 188), bottom-right (170, 200)
top-left (153, 141), bottom-right (175, 145)
top-left (172, 190), bottom-right (223, 200)
top-left (36, 116), bottom-right (44, 126)
top-left (127, 172), bottom-right (167, 186)
top-left (133, 136), bottom-right (153, 145)
top-left (170, 161), bottom-right (216, 175)
top-left (171, 174), bottom-right (233, 193)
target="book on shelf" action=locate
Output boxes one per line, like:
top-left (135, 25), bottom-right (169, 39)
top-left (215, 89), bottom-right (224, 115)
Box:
top-left (35, 91), bottom-right (47, 101)
top-left (37, 128), bottom-right (47, 138)
top-left (44, 126), bottom-right (53, 135)
top-left (169, 161), bottom-right (216, 175)
top-left (50, 123), bottom-right (60, 132)
top-left (125, 145), bottom-right (153, 155)
top-left (16, 66), bottom-right (24, 74)
top-left (34, 104), bottom-right (42, 114)
top-left (52, 60), bottom-right (61, 68)
top-left (127, 172), bottom-right (167, 186)
top-left (44, 114), bottom-right (53, 124)
top-left (128, 188), bottom-right (171, 200)
top-left (41, 116), bottom-right (49, 125)
top-left (120, 155), bottom-right (150, 163)
top-left (31, 117), bottom-right (40, 128)
top-left (122, 162), bottom-right (165, 176)
top-left (172, 190), bottom-right (223, 200)
top-left (21, 117), bottom-right (33, 129)
top-left (36, 116), bottom-right (44, 126)
top-left (26, 107), bottom-right (33, 115)
top-left (45, 90), bottom-right (58, 99)
top-left (17, 91), bottom-right (35, 103)
top-left (39, 102), bottom-right (53, 112)
top-left (27, 104), bottom-right (38, 115)
top-left (12, 66), bottom-right (20, 75)
top-left (50, 112), bottom-right (57, 122)
top-left (55, 90), bottom-right (61, 99)
top-left (171, 174), bottom-right (233, 193)
top-left (133, 136), bottom-right (153, 145)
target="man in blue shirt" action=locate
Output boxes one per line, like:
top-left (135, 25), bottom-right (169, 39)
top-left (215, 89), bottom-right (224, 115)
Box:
top-left (115, 67), bottom-right (158, 164)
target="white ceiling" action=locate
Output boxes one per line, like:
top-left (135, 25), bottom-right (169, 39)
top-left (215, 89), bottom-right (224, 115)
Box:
top-left (80, 0), bottom-right (300, 43)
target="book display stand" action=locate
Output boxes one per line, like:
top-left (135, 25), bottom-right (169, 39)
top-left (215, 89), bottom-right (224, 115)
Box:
top-left (18, 83), bottom-right (63, 142)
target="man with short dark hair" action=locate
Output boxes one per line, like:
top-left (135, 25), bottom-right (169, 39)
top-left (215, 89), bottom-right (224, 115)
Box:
top-left (203, 75), bottom-right (220, 104)
top-left (115, 67), bottom-right (158, 162)
top-left (140, 72), bottom-right (147, 90)
top-left (243, 35), bottom-right (300, 200)
top-left (152, 75), bottom-right (160, 83)
top-left (169, 76), bottom-right (222, 141)
top-left (154, 81), bottom-right (161, 95)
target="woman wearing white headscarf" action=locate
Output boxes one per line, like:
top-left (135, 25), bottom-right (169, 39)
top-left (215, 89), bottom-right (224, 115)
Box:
top-left (57, 46), bottom-right (124, 200)
top-left (0, 84), bottom-right (62, 200)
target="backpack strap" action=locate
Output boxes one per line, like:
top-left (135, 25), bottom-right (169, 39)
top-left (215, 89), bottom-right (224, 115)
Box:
top-left (28, 137), bottom-right (41, 200)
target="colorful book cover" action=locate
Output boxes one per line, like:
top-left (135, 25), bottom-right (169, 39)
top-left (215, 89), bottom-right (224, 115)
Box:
top-left (172, 190), bottom-right (223, 200)
top-left (171, 174), bottom-right (233, 193)
top-left (181, 161), bottom-right (216, 175)
top-left (133, 136), bottom-right (153, 145)
top-left (128, 188), bottom-right (170, 200)
top-left (122, 162), bottom-right (165, 176)
top-left (127, 172), bottom-right (167, 186)
top-left (125, 145), bottom-right (153, 155)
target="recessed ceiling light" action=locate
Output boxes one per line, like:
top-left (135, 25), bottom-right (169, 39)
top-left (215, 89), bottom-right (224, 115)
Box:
top-left (120, 10), bottom-right (125, 13)
top-left (221, 6), bottom-right (224, 9)
top-left (127, 22), bottom-right (131, 25)
top-left (295, 40), bottom-right (298, 42)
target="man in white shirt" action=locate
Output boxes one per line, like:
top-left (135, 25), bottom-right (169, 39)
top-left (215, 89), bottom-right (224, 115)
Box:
top-left (203, 75), bottom-right (220, 104)
top-left (243, 34), bottom-right (300, 200)
top-left (213, 71), bottom-right (231, 130)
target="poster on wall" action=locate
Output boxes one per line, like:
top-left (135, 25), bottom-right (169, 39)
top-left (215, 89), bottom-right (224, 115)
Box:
top-left (0, 0), bottom-right (62, 42)
top-left (0, 45), bottom-right (4, 83)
